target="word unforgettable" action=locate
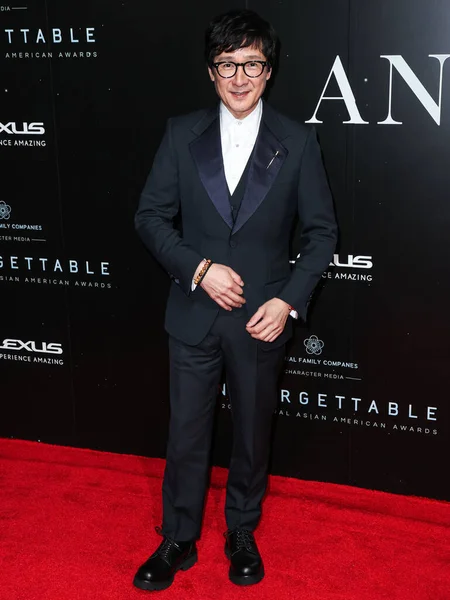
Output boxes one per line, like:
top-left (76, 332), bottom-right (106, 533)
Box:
top-left (4, 28), bottom-right (96, 44)
top-left (0, 256), bottom-right (110, 275)
top-left (280, 390), bottom-right (438, 421)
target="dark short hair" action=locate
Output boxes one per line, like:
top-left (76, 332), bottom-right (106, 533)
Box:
top-left (205, 9), bottom-right (278, 68)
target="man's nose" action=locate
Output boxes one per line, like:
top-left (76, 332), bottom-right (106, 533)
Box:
top-left (234, 65), bottom-right (248, 85)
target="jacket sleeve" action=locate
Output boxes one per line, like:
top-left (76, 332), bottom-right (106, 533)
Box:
top-left (277, 127), bottom-right (338, 321)
top-left (135, 118), bottom-right (204, 296)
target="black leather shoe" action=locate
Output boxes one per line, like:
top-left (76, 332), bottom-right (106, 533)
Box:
top-left (133, 535), bottom-right (197, 591)
top-left (224, 528), bottom-right (264, 586)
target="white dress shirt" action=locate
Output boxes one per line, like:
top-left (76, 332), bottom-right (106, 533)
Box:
top-left (192, 101), bottom-right (297, 319)
top-left (220, 98), bottom-right (262, 194)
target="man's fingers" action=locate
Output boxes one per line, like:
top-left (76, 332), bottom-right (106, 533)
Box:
top-left (248, 321), bottom-right (267, 334)
top-left (211, 291), bottom-right (237, 309)
top-left (229, 269), bottom-right (244, 287)
top-left (264, 330), bottom-right (280, 343)
top-left (247, 313), bottom-right (275, 333)
top-left (230, 282), bottom-right (245, 296)
top-left (212, 289), bottom-right (244, 309)
top-left (216, 297), bottom-right (233, 311)
top-left (251, 323), bottom-right (274, 338)
top-left (246, 307), bottom-right (265, 328)
top-left (250, 324), bottom-right (280, 341)
top-left (225, 290), bottom-right (246, 306)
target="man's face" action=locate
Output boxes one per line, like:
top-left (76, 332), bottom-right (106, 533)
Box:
top-left (208, 44), bottom-right (271, 120)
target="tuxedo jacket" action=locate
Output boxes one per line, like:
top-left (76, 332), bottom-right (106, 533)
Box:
top-left (135, 101), bottom-right (337, 348)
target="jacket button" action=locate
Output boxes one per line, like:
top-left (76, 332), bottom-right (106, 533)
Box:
top-left (229, 240), bottom-right (237, 248)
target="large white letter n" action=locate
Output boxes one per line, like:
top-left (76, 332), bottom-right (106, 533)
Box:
top-left (305, 55), bottom-right (369, 125)
top-left (378, 54), bottom-right (450, 125)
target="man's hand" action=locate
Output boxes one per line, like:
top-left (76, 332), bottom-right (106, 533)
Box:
top-left (246, 298), bottom-right (291, 342)
top-left (200, 263), bottom-right (245, 311)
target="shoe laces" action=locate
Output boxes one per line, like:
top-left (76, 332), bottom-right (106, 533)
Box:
top-left (154, 526), bottom-right (179, 562)
top-left (227, 528), bottom-right (255, 551)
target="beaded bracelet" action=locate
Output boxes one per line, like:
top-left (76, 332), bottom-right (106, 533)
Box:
top-left (198, 260), bottom-right (213, 284)
top-left (194, 258), bottom-right (212, 286)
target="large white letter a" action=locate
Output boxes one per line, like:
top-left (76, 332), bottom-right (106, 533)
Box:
top-left (305, 56), bottom-right (369, 125)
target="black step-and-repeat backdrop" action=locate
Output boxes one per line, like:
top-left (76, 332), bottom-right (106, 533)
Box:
top-left (1, 1), bottom-right (449, 500)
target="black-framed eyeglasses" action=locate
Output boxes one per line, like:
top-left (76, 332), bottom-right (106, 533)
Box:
top-left (213, 60), bottom-right (268, 78)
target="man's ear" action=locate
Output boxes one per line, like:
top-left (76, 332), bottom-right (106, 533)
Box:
top-left (207, 66), bottom-right (215, 82)
top-left (266, 67), bottom-right (272, 81)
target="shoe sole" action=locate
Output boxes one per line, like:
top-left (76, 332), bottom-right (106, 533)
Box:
top-left (133, 551), bottom-right (198, 591)
top-left (229, 567), bottom-right (265, 586)
top-left (224, 545), bottom-right (265, 586)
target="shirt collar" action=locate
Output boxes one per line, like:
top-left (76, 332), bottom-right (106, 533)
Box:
top-left (219, 99), bottom-right (263, 132)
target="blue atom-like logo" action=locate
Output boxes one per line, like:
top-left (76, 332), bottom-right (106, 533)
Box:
top-left (304, 335), bottom-right (324, 355)
top-left (0, 200), bottom-right (11, 220)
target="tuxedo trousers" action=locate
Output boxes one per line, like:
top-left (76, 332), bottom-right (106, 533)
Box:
top-left (161, 309), bottom-right (286, 542)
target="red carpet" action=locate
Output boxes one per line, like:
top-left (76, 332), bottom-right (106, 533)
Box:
top-left (1, 438), bottom-right (449, 600)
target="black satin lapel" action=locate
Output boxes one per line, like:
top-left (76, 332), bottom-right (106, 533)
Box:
top-left (232, 122), bottom-right (288, 235)
top-left (189, 118), bottom-right (233, 229)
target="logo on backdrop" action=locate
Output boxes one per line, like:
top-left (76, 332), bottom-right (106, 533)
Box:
top-left (0, 201), bottom-right (11, 220)
top-left (279, 332), bottom-right (439, 435)
top-left (0, 121), bottom-right (46, 148)
top-left (277, 389), bottom-right (438, 436)
top-left (0, 338), bottom-right (63, 354)
top-left (326, 254), bottom-right (373, 283)
top-left (0, 337), bottom-right (64, 366)
top-left (220, 383), bottom-right (439, 435)
top-left (0, 208), bottom-right (114, 289)
top-left (304, 335), bottom-right (324, 356)
top-left (291, 253), bottom-right (374, 283)
top-left (2, 7), bottom-right (99, 60)
top-left (285, 333), bottom-right (360, 382)
top-left (0, 200), bottom-right (46, 243)
top-left (0, 254), bottom-right (113, 290)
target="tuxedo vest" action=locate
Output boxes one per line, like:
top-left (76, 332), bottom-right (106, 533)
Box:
top-left (220, 153), bottom-right (253, 317)
top-left (228, 150), bottom-right (253, 225)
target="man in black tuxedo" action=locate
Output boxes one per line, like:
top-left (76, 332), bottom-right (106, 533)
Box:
top-left (134, 9), bottom-right (337, 591)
